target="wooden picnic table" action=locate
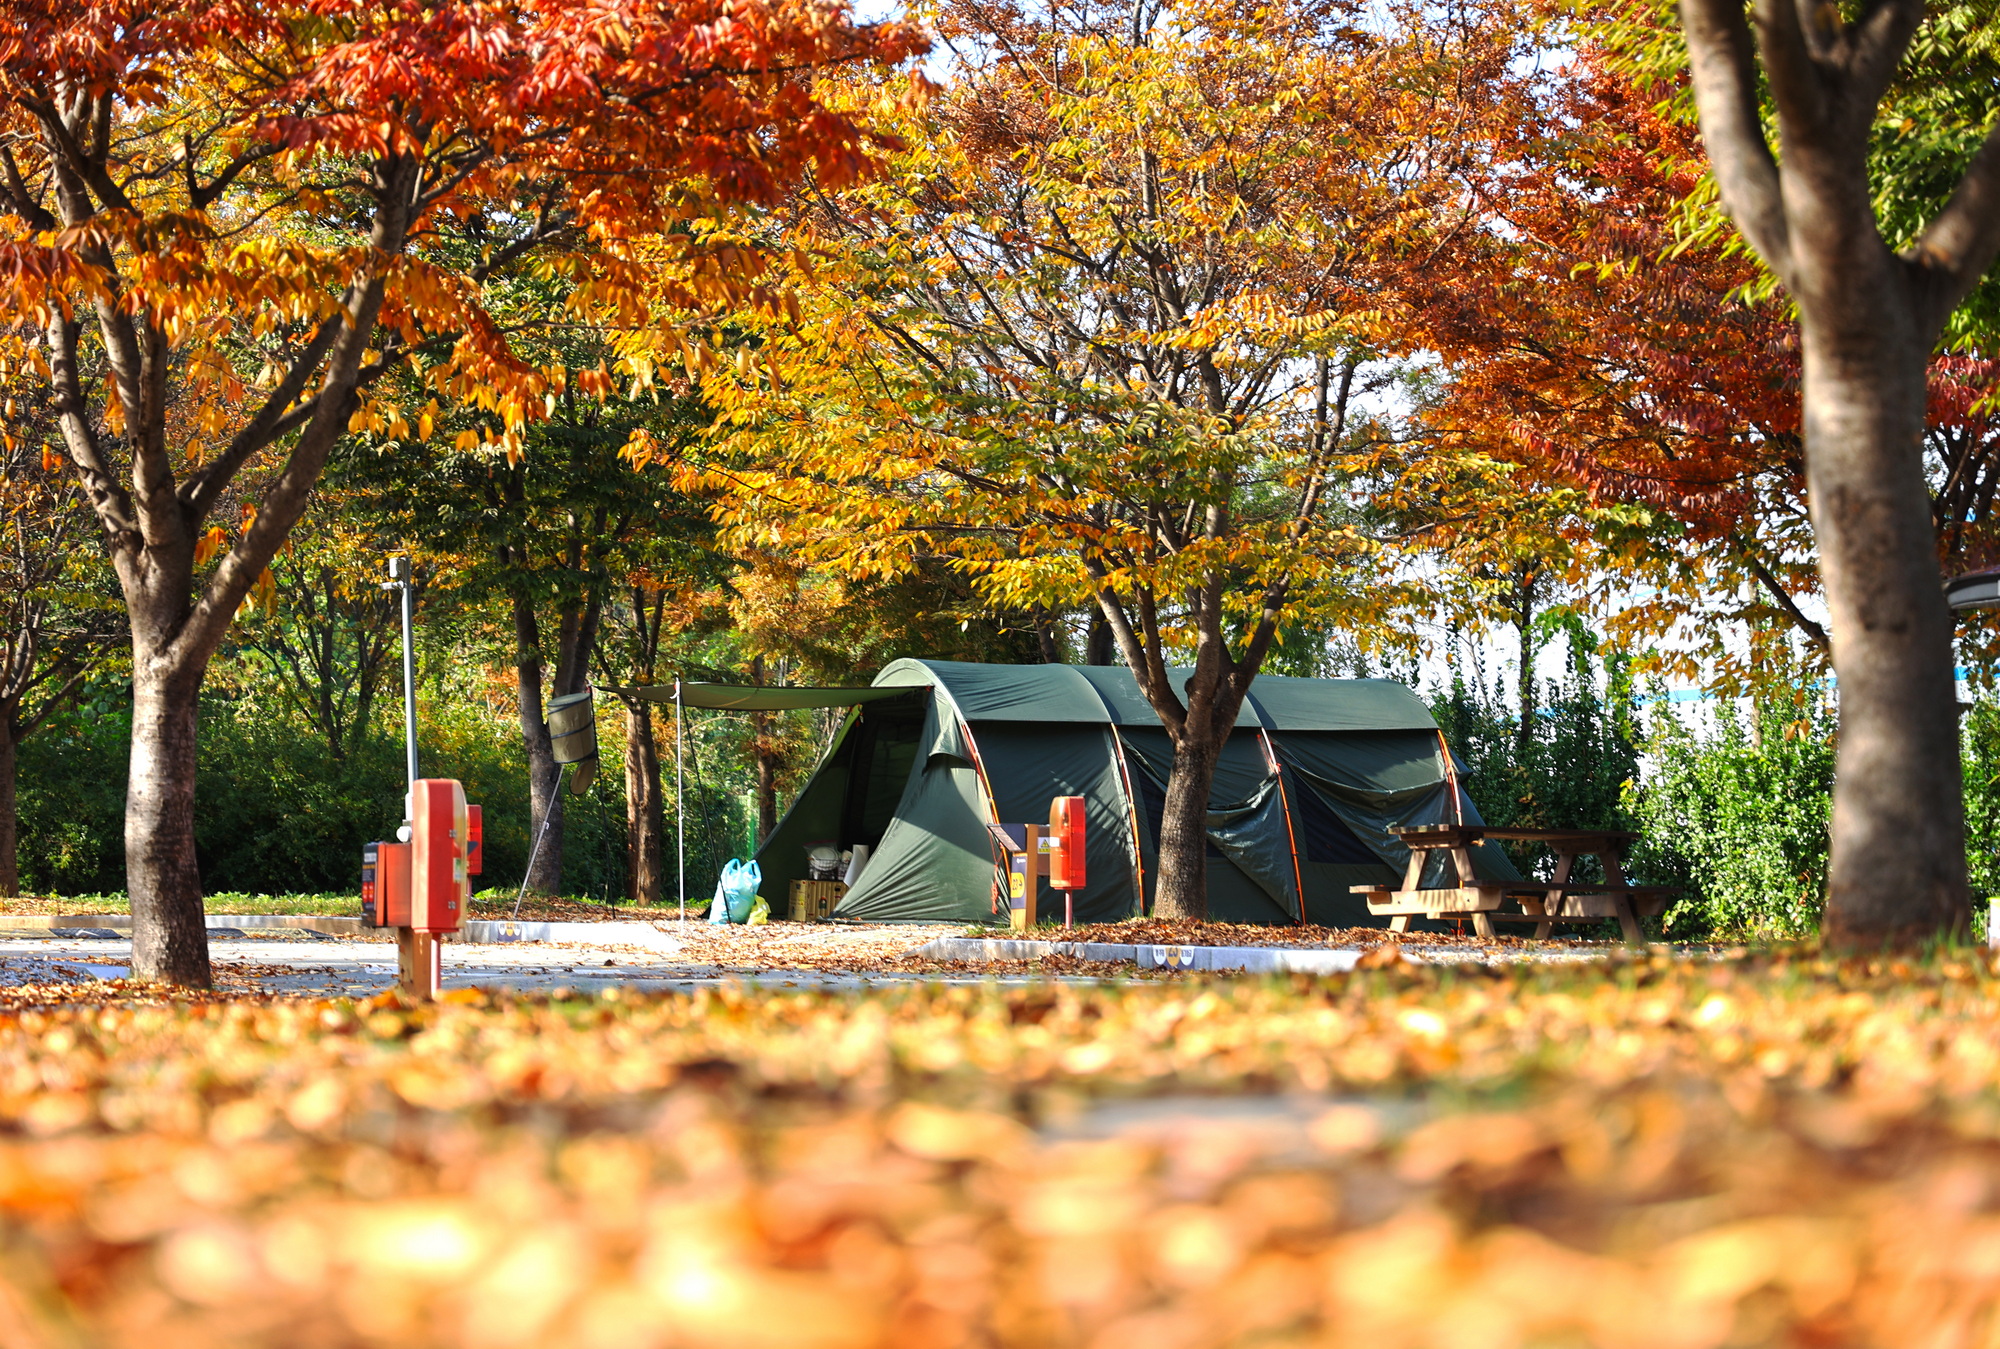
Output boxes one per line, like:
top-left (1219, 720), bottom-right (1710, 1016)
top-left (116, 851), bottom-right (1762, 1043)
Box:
top-left (1350, 825), bottom-right (1675, 945)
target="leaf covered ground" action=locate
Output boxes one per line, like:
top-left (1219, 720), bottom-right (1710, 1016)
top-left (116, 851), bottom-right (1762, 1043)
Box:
top-left (959, 917), bottom-right (1615, 950)
top-left (3, 952), bottom-right (2000, 1347)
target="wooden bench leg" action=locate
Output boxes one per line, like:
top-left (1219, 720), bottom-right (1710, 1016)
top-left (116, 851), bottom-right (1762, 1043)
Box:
top-left (1519, 895), bottom-right (1551, 940)
top-left (1599, 849), bottom-right (1648, 946)
top-left (1447, 846), bottom-right (1500, 939)
top-left (1383, 848), bottom-right (1425, 937)
top-left (1537, 852), bottom-right (1575, 941)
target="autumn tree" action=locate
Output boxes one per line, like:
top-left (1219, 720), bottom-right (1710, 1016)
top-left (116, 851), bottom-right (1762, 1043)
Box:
top-left (1421, 26), bottom-right (2000, 713)
top-left (1673, 0), bottom-right (2000, 944)
top-left (357, 384), bottom-right (715, 897)
top-left (661, 0), bottom-right (1526, 918)
top-left (1409, 42), bottom-right (1818, 696)
top-left (0, 399), bottom-right (121, 894)
top-left (0, 0), bottom-right (923, 982)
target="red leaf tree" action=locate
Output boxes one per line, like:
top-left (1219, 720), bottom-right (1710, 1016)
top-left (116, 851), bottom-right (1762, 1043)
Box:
top-left (1426, 44), bottom-right (2000, 698)
top-left (0, 0), bottom-right (924, 984)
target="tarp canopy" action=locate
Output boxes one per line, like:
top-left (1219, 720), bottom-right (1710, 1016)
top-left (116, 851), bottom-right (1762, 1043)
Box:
top-left (870, 658), bottom-right (1440, 730)
top-left (618, 682), bottom-right (911, 711)
top-left (754, 659), bottom-right (1520, 927)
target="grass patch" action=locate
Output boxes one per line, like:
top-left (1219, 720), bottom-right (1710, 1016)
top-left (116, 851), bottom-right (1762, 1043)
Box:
top-left (0, 892), bottom-right (696, 919)
top-left (1, 948), bottom-right (1996, 1347)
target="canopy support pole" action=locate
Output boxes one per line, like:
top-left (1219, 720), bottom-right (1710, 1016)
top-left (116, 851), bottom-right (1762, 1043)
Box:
top-left (675, 677), bottom-right (685, 923)
top-left (511, 763), bottom-right (571, 920)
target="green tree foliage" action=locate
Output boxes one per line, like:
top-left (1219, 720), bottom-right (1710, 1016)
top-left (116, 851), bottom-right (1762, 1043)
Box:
top-left (1429, 623), bottom-right (1643, 880)
top-left (1628, 696), bottom-right (1837, 940)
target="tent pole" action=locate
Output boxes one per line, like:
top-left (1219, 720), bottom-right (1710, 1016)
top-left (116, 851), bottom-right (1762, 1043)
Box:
top-left (1259, 726), bottom-right (1309, 926)
top-left (676, 677), bottom-right (685, 923)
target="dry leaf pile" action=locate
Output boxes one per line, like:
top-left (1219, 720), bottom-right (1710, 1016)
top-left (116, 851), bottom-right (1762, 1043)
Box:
top-left (3, 952), bottom-right (2000, 1347)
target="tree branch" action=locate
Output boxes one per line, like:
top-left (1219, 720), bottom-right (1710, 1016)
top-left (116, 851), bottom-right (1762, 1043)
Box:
top-left (1681, 0), bottom-right (1793, 275)
top-left (179, 316), bottom-right (347, 517)
top-left (1910, 119), bottom-right (2000, 334)
top-left (1734, 534), bottom-right (1830, 650)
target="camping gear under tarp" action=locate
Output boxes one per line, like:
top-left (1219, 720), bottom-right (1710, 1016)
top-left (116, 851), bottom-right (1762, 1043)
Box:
top-left (754, 660), bottom-right (1521, 927)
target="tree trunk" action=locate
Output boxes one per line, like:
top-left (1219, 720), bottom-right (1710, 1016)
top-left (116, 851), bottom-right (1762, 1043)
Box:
top-left (514, 596), bottom-right (565, 897)
top-left (1033, 606), bottom-right (1062, 663)
top-left (1087, 567), bottom-right (1278, 924)
top-left (1676, 0), bottom-right (2000, 948)
top-left (754, 716), bottom-right (779, 843)
top-left (1153, 730), bottom-right (1220, 920)
top-left (1805, 321), bottom-right (1969, 945)
top-left (0, 713), bottom-right (18, 898)
top-left (127, 662), bottom-right (211, 985)
top-left (749, 655), bottom-right (778, 841)
top-left (1086, 614), bottom-right (1116, 665)
top-left (623, 699), bottom-right (663, 904)
top-left (1514, 571), bottom-right (1537, 758)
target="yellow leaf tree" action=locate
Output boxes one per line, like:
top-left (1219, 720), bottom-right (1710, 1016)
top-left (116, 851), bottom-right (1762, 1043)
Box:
top-left (656, 0), bottom-right (1528, 918)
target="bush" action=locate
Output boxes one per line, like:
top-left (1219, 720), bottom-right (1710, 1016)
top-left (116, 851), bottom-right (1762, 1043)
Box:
top-left (1627, 695), bottom-right (1836, 940)
top-left (1429, 624), bottom-right (1642, 881)
top-left (1959, 701), bottom-right (2000, 933)
top-left (18, 676), bottom-right (651, 901)
top-left (15, 690), bottom-right (130, 895)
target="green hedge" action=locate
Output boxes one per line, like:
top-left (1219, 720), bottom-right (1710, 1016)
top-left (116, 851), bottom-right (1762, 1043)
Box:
top-left (15, 686), bottom-right (692, 901)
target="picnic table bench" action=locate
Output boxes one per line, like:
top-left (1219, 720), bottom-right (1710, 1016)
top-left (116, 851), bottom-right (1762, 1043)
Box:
top-left (1350, 825), bottom-right (1675, 944)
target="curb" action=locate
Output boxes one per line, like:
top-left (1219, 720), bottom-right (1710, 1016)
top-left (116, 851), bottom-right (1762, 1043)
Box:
top-left (905, 937), bottom-right (1366, 974)
top-left (454, 920), bottom-right (684, 951)
top-left (0, 914), bottom-right (363, 936)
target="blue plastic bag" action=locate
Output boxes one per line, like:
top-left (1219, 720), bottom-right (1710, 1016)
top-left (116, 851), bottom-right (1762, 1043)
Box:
top-left (709, 859), bottom-right (761, 924)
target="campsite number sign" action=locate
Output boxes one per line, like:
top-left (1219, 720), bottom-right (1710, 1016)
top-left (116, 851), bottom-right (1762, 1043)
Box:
top-left (989, 797), bottom-right (1087, 929)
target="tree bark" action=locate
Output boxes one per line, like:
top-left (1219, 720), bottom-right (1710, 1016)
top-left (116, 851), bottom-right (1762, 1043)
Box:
top-left (1675, 0), bottom-right (2000, 946)
top-left (754, 718), bottom-right (779, 843)
top-left (1804, 318), bottom-right (1966, 944)
top-left (1033, 606), bottom-right (1063, 663)
top-left (623, 699), bottom-right (664, 904)
top-left (127, 661), bottom-right (211, 985)
top-left (750, 654), bottom-right (778, 842)
top-left (1086, 613), bottom-right (1116, 665)
top-left (514, 596), bottom-right (565, 897)
top-left (1153, 730), bottom-right (1219, 920)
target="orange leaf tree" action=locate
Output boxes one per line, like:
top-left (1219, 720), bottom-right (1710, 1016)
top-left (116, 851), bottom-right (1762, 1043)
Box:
top-left (0, 0), bottom-right (924, 984)
top-left (1418, 33), bottom-right (2000, 702)
top-left (651, 0), bottom-right (1528, 920)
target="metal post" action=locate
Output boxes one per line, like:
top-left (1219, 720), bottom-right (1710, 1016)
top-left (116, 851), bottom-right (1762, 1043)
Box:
top-left (383, 557), bottom-right (419, 808)
top-left (675, 677), bottom-right (685, 923)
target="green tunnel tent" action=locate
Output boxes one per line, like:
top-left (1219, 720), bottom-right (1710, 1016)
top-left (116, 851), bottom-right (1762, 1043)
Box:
top-left (754, 659), bottom-right (1521, 926)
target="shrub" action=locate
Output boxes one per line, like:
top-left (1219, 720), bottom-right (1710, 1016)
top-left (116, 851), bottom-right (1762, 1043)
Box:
top-left (1627, 696), bottom-right (1836, 940)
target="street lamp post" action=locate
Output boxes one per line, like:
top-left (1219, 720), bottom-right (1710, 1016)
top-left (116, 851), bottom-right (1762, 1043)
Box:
top-left (383, 556), bottom-right (419, 815)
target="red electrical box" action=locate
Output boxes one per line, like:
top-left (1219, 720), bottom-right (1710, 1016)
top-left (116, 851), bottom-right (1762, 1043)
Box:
top-left (466, 804), bottom-right (483, 877)
top-left (1047, 795), bottom-right (1086, 891)
top-left (363, 840), bottom-right (412, 927)
top-left (409, 778), bottom-right (467, 934)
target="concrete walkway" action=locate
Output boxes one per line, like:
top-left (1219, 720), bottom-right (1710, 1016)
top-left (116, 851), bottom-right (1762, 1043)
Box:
top-left (0, 919), bottom-right (1632, 999)
top-left (0, 930), bottom-right (1093, 996)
